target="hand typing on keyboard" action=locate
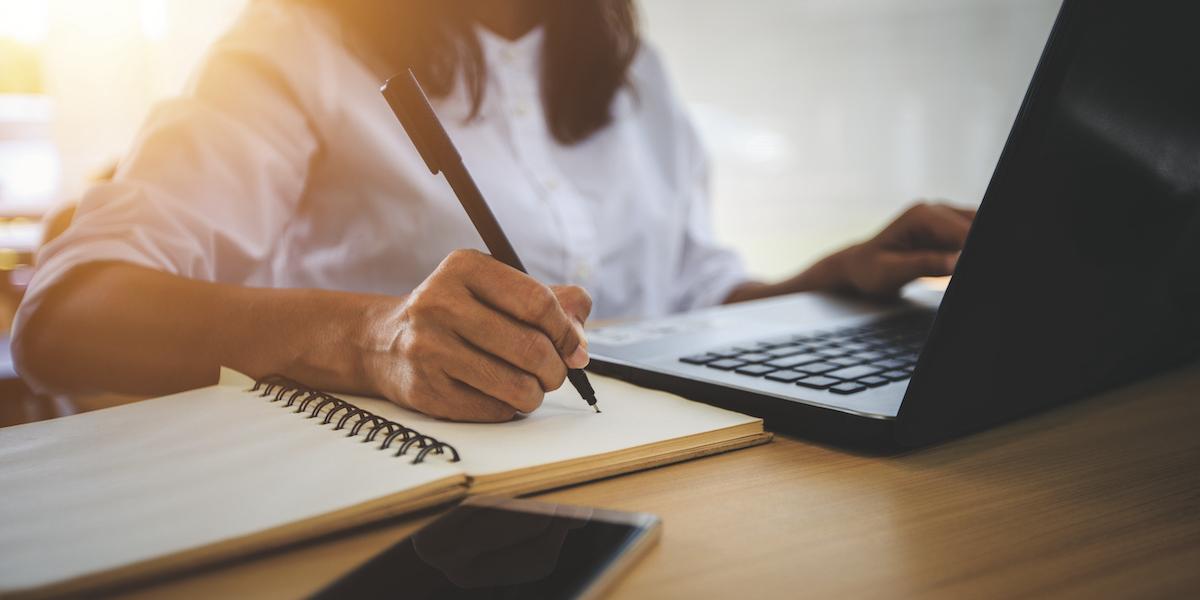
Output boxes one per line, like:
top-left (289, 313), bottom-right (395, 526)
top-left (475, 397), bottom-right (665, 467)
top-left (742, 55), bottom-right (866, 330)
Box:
top-left (723, 202), bottom-right (975, 303)
top-left (836, 202), bottom-right (976, 297)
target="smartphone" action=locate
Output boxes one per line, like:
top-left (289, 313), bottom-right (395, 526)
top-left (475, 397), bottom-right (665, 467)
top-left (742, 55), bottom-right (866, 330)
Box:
top-left (311, 496), bottom-right (662, 600)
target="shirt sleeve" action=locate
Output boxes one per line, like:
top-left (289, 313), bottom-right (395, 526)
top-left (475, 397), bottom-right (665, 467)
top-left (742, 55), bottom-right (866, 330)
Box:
top-left (14, 2), bottom-right (322, 334)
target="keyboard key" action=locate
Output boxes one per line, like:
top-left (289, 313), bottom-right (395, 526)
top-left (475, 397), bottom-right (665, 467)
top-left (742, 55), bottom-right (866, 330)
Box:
top-left (734, 364), bottom-right (776, 377)
top-left (735, 352), bottom-right (772, 363)
top-left (873, 358), bottom-right (911, 370)
top-left (829, 382), bottom-right (868, 395)
top-left (797, 362), bottom-right (838, 375)
top-left (764, 370), bottom-right (806, 383)
top-left (765, 345), bottom-right (806, 358)
top-left (706, 359), bottom-right (747, 371)
top-left (845, 336), bottom-right (879, 347)
top-left (816, 348), bottom-right (847, 358)
top-left (857, 375), bottom-right (890, 387)
top-left (679, 353), bottom-right (719, 365)
top-left (796, 376), bottom-right (840, 389)
top-left (827, 356), bottom-right (863, 367)
top-left (851, 350), bottom-right (887, 362)
top-left (838, 342), bottom-right (872, 353)
top-left (881, 370), bottom-right (911, 381)
top-left (826, 365), bottom-right (883, 380)
top-left (860, 336), bottom-right (894, 347)
top-left (706, 347), bottom-right (744, 358)
top-left (765, 353), bottom-right (823, 369)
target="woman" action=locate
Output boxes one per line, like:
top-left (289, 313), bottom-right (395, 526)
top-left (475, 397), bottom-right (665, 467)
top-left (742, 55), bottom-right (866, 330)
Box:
top-left (13, 0), bottom-right (973, 422)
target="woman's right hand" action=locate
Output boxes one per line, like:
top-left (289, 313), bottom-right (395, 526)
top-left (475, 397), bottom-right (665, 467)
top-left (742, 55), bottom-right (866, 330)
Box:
top-left (362, 249), bottom-right (592, 422)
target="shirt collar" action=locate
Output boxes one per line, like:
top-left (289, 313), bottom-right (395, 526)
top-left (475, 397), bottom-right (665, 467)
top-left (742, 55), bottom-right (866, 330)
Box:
top-left (475, 24), bottom-right (544, 72)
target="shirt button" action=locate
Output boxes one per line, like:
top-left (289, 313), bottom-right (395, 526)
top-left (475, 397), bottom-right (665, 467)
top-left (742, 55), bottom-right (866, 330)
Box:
top-left (500, 48), bottom-right (515, 63)
top-left (513, 102), bottom-right (529, 117)
top-left (575, 261), bottom-right (591, 281)
top-left (544, 178), bottom-right (559, 192)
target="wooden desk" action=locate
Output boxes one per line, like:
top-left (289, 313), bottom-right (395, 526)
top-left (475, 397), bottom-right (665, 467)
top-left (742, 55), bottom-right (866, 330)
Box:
top-left (113, 364), bottom-right (1200, 599)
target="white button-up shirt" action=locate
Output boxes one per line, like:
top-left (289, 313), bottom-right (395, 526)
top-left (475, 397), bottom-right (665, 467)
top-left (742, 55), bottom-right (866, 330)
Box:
top-left (17, 1), bottom-right (748, 332)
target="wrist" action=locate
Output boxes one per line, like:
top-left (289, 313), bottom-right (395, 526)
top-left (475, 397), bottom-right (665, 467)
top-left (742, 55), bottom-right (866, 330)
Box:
top-left (347, 293), bottom-right (410, 397)
top-left (240, 288), bottom-right (402, 397)
top-left (818, 244), bottom-right (862, 293)
top-left (723, 244), bottom-right (864, 304)
top-left (784, 244), bottom-right (859, 294)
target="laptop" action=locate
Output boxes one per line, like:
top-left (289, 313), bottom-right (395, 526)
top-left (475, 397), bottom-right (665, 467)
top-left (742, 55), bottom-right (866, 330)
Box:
top-left (588, 0), bottom-right (1200, 447)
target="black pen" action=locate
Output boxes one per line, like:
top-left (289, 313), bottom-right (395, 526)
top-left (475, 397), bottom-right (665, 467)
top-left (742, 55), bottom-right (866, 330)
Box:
top-left (381, 69), bottom-right (599, 413)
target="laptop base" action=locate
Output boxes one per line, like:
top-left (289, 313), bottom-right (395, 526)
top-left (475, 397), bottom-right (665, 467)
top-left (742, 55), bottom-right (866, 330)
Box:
top-left (588, 359), bottom-right (899, 452)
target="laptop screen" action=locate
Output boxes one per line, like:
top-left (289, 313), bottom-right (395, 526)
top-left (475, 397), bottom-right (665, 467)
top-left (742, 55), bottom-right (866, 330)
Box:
top-left (898, 0), bottom-right (1200, 443)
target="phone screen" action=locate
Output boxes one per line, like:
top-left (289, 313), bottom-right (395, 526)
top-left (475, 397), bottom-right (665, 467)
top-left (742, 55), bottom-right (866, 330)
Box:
top-left (312, 502), bottom-right (653, 599)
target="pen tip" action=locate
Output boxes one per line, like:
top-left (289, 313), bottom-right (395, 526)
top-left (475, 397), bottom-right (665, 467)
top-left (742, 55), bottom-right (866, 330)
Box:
top-left (593, 404), bottom-right (601, 413)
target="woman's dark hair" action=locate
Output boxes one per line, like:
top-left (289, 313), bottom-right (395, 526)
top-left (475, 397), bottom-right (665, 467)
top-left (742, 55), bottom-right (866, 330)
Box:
top-left (299, 1), bottom-right (639, 145)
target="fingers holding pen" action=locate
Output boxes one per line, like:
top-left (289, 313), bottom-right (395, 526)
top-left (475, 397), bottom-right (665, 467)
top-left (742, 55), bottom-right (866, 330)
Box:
top-left (367, 249), bottom-right (594, 421)
top-left (453, 251), bottom-right (592, 368)
top-left (452, 301), bottom-right (569, 393)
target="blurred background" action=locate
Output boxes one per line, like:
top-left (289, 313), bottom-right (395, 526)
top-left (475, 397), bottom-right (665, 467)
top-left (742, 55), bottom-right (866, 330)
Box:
top-left (0, 0), bottom-right (1061, 416)
top-left (0, 0), bottom-right (1061, 277)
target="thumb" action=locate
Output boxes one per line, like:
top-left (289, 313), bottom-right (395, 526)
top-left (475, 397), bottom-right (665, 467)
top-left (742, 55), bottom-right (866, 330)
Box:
top-left (550, 285), bottom-right (593, 358)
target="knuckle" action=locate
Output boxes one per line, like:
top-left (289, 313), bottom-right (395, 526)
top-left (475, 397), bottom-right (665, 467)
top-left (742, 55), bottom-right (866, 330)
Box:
top-left (535, 285), bottom-right (559, 313)
top-left (407, 283), bottom-right (445, 309)
top-left (406, 288), bottom-right (456, 322)
top-left (439, 248), bottom-right (483, 276)
top-left (543, 360), bottom-right (568, 392)
top-left (562, 285), bottom-right (593, 315)
top-left (514, 331), bottom-right (564, 391)
top-left (436, 252), bottom-right (460, 274)
top-left (498, 368), bottom-right (527, 399)
top-left (525, 285), bottom-right (559, 321)
top-left (517, 329), bottom-right (553, 367)
top-left (443, 248), bottom-right (474, 265)
top-left (515, 376), bottom-right (545, 412)
top-left (502, 371), bottom-right (543, 412)
top-left (576, 287), bottom-right (593, 314)
top-left (405, 292), bottom-right (433, 318)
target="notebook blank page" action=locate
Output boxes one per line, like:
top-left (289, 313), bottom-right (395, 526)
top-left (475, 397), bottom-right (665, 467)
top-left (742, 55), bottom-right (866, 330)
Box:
top-left (0, 381), bottom-right (464, 594)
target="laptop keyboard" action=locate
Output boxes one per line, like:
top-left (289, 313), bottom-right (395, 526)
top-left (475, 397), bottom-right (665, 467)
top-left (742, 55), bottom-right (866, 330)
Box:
top-left (678, 311), bottom-right (934, 395)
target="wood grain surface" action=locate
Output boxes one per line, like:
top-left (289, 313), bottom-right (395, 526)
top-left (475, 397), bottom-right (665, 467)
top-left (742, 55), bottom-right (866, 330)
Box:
top-left (104, 362), bottom-right (1200, 599)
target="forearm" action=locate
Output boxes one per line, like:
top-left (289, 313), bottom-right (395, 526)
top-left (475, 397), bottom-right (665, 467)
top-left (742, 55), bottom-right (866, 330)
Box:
top-left (723, 245), bottom-right (856, 304)
top-left (14, 262), bottom-right (395, 397)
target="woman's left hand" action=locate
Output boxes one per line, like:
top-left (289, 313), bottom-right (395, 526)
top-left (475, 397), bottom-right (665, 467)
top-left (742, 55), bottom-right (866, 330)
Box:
top-left (834, 201), bottom-right (976, 297)
top-left (724, 201), bottom-right (977, 304)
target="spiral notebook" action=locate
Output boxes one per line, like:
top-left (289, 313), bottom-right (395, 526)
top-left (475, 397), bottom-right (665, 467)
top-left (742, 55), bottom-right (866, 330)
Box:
top-left (0, 368), bottom-right (769, 598)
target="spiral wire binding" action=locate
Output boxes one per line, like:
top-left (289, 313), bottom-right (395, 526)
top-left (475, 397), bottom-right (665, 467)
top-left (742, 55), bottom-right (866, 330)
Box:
top-left (249, 375), bottom-right (461, 464)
